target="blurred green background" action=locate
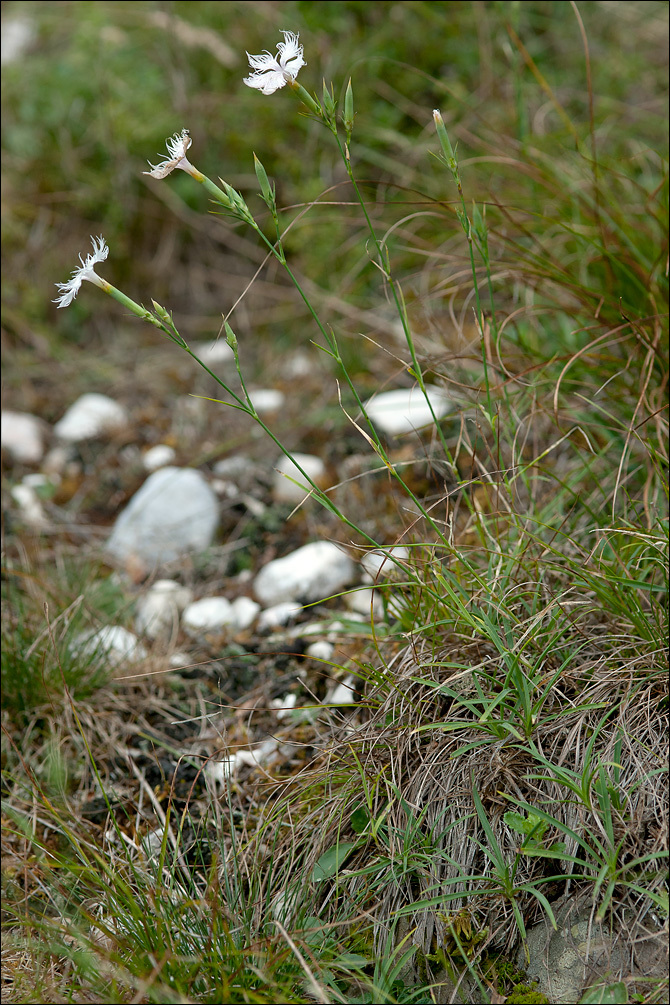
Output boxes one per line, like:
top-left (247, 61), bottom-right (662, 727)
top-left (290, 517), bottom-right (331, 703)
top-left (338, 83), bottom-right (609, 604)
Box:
top-left (2, 0), bottom-right (668, 420)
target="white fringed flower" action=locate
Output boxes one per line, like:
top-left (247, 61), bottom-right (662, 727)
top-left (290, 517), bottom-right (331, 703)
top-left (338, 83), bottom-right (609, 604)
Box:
top-left (53, 236), bottom-right (109, 308)
top-left (243, 30), bottom-right (305, 94)
top-left (144, 128), bottom-right (195, 179)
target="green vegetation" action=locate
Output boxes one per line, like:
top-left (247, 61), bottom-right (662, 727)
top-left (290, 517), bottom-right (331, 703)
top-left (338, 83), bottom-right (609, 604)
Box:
top-left (2, 2), bottom-right (667, 1002)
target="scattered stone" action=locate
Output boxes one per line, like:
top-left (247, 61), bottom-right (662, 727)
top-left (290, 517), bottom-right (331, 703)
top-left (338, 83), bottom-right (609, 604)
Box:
top-left (295, 615), bottom-right (369, 643)
top-left (1, 14), bottom-right (34, 66)
top-left (239, 493), bottom-right (266, 518)
top-left (43, 444), bottom-right (75, 476)
top-left (206, 739), bottom-right (280, 788)
top-left (517, 896), bottom-right (669, 1005)
top-left (54, 393), bottom-right (127, 442)
top-left (190, 339), bottom-right (234, 366)
top-left (74, 626), bottom-right (148, 667)
top-left (182, 596), bottom-right (233, 636)
top-left (211, 478), bottom-right (239, 499)
top-left (23, 472), bottom-right (57, 493)
top-left (168, 651), bottom-right (193, 670)
top-left (271, 693), bottom-right (298, 721)
top-left (257, 602), bottom-right (303, 631)
top-left (230, 595), bottom-right (261, 631)
top-left (106, 467), bottom-right (219, 567)
top-left (212, 455), bottom-right (268, 498)
top-left (181, 594), bottom-right (257, 637)
top-left (306, 640), bottom-right (334, 662)
top-left (281, 350), bottom-right (314, 378)
top-left (142, 444), bottom-right (176, 471)
top-left (1, 411), bottom-right (45, 464)
top-left (361, 546), bottom-right (409, 582)
top-left (345, 586), bottom-right (384, 619)
top-left (253, 541), bottom-right (356, 606)
top-left (10, 483), bottom-right (48, 528)
top-left (327, 676), bottom-right (357, 705)
top-left (249, 388), bottom-right (285, 414)
top-left (213, 455), bottom-right (252, 479)
top-left (135, 580), bottom-right (193, 641)
top-left (272, 452), bottom-right (327, 504)
top-left (363, 386), bottom-right (452, 435)
top-left (141, 827), bottom-right (164, 861)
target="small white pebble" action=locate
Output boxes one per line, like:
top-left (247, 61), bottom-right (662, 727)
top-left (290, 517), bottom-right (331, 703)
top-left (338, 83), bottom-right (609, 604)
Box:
top-left (190, 340), bottom-right (234, 365)
top-left (54, 393), bottom-right (127, 443)
top-left (258, 602), bottom-right (302, 631)
top-left (271, 693), bottom-right (298, 721)
top-left (11, 483), bottom-right (47, 527)
top-left (143, 444), bottom-right (176, 471)
top-left (23, 472), bottom-right (58, 492)
top-left (306, 640), bottom-right (334, 662)
top-left (136, 580), bottom-right (193, 640)
top-left (74, 626), bottom-right (148, 666)
top-left (213, 455), bottom-right (252, 478)
top-left (272, 453), bottom-right (327, 504)
top-left (363, 386), bottom-right (452, 436)
top-left (361, 547), bottom-right (409, 582)
top-left (230, 595), bottom-right (261, 631)
top-left (1, 411), bottom-right (45, 463)
top-left (182, 597), bottom-right (234, 636)
top-left (327, 677), bottom-right (358, 705)
top-left (249, 388), bottom-right (285, 413)
top-left (211, 478), bottom-right (239, 498)
top-left (345, 587), bottom-right (384, 619)
top-left (43, 445), bottom-right (74, 475)
top-left (168, 651), bottom-right (193, 669)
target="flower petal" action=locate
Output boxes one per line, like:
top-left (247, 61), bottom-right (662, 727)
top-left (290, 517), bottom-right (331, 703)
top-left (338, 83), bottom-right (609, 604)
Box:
top-left (246, 50), bottom-right (280, 72)
top-left (243, 31), bottom-right (304, 93)
top-left (244, 69), bottom-right (288, 94)
top-left (53, 236), bottom-right (109, 308)
top-left (276, 31), bottom-right (303, 67)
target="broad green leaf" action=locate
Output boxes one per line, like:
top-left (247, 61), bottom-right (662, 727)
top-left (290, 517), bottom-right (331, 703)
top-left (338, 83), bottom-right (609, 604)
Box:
top-left (578, 980), bottom-right (628, 1003)
top-left (311, 841), bottom-right (358, 882)
top-left (350, 806), bottom-right (370, 834)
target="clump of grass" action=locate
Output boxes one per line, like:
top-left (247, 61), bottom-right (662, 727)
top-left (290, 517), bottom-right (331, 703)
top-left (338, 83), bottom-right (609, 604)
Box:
top-left (1, 554), bottom-right (130, 728)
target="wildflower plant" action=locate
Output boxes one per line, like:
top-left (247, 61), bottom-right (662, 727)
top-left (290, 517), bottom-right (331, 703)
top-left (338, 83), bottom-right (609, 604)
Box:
top-left (54, 29), bottom-right (477, 582)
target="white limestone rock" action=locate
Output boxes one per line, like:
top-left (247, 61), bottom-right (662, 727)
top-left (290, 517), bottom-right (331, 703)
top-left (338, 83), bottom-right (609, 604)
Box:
top-left (306, 640), bottom-right (334, 662)
top-left (54, 393), bottom-right (127, 442)
top-left (249, 388), bottom-right (285, 414)
top-left (182, 597), bottom-right (233, 636)
top-left (142, 444), bottom-right (176, 472)
top-left (327, 676), bottom-right (358, 705)
top-left (10, 482), bottom-right (47, 528)
top-left (106, 467), bottom-right (219, 566)
top-left (360, 546), bottom-right (409, 582)
top-left (257, 602), bottom-right (302, 631)
top-left (345, 587), bottom-right (384, 619)
top-left (74, 626), bottom-right (148, 666)
top-left (1, 15), bottom-right (34, 66)
top-left (230, 595), bottom-right (261, 631)
top-left (363, 386), bottom-right (452, 435)
top-left (190, 339), bottom-right (234, 366)
top-left (135, 580), bottom-right (193, 641)
top-left (253, 541), bottom-right (356, 606)
top-left (1, 411), bottom-right (45, 463)
top-left (271, 693), bottom-right (298, 721)
top-left (213, 454), bottom-right (252, 479)
top-left (272, 453), bottom-right (327, 504)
